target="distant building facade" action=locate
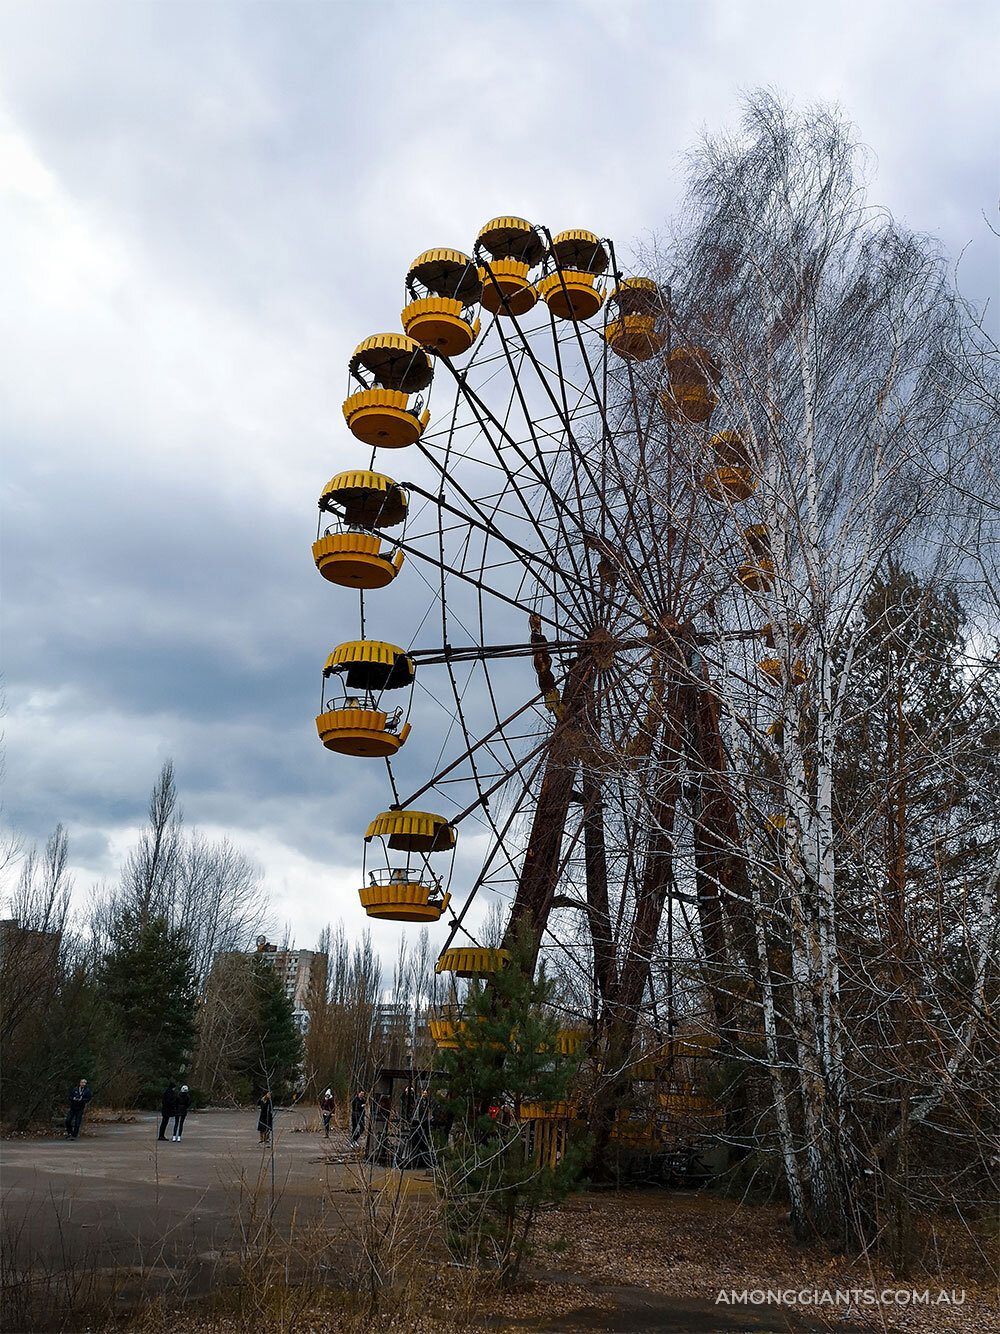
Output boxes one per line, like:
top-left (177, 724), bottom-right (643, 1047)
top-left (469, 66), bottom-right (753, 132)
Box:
top-left (253, 937), bottom-right (327, 1030)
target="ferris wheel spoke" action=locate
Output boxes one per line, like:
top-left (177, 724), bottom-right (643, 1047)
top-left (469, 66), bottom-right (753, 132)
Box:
top-left (438, 371), bottom-right (594, 610)
top-left (405, 471), bottom-right (593, 625)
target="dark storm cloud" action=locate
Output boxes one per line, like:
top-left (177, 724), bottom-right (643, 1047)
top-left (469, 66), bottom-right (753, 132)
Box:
top-left (1, 0), bottom-right (996, 947)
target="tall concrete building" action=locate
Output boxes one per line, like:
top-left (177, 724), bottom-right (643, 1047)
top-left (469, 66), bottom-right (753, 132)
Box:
top-left (254, 937), bottom-right (327, 1027)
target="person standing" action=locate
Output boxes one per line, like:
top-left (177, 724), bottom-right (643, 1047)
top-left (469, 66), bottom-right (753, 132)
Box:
top-left (158, 1083), bottom-right (178, 1141)
top-left (349, 1090), bottom-right (366, 1146)
top-left (400, 1083), bottom-right (416, 1122)
top-left (173, 1085), bottom-right (191, 1141)
top-left (65, 1078), bottom-right (92, 1139)
top-left (320, 1088), bottom-right (335, 1138)
top-left (257, 1090), bottom-right (273, 1144)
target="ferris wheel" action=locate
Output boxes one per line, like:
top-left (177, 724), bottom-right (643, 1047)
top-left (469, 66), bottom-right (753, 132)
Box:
top-left (310, 215), bottom-right (798, 1015)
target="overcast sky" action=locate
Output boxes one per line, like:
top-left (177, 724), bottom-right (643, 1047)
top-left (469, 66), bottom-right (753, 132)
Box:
top-left (1, 0), bottom-right (997, 958)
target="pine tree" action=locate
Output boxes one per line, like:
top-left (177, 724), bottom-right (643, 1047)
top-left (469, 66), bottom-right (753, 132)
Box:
top-left (436, 927), bottom-right (583, 1285)
top-left (835, 565), bottom-right (1000, 933)
top-left (237, 954), bottom-right (304, 1102)
top-left (97, 912), bottom-right (196, 1106)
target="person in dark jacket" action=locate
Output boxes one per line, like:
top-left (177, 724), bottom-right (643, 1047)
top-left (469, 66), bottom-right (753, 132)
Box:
top-left (172, 1085), bottom-right (191, 1141)
top-left (349, 1090), bottom-right (366, 1145)
top-left (320, 1088), bottom-right (335, 1138)
top-left (257, 1091), bottom-right (273, 1144)
top-left (399, 1083), bottom-right (416, 1122)
top-left (65, 1078), bottom-right (92, 1139)
top-left (158, 1083), bottom-right (177, 1141)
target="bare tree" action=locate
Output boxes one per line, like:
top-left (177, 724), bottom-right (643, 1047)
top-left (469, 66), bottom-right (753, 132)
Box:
top-left (635, 92), bottom-right (1000, 1247)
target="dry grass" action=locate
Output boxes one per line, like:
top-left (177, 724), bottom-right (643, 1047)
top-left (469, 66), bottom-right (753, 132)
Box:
top-left (5, 1173), bottom-right (996, 1333)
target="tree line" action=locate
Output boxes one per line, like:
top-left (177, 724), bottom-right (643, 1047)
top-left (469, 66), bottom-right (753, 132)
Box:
top-left (0, 762), bottom-right (438, 1127)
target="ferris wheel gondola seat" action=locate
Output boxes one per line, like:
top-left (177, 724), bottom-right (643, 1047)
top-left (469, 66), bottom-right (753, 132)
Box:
top-left (401, 297), bottom-right (480, 356)
top-left (610, 277), bottom-right (662, 315)
top-left (536, 1028), bottom-right (589, 1057)
top-left (342, 388), bottom-right (430, 448)
top-left (358, 880), bottom-right (451, 923)
top-left (662, 383), bottom-right (719, 423)
top-left (550, 229), bottom-right (609, 275)
top-left (476, 216), bottom-right (547, 266)
top-left (429, 1009), bottom-right (460, 1049)
top-left (667, 345), bottom-right (722, 387)
top-left (364, 809), bottom-right (456, 852)
top-left (710, 430), bottom-right (749, 468)
top-left (702, 467), bottom-right (757, 501)
top-left (478, 259), bottom-right (539, 316)
top-left (312, 532), bottom-right (404, 589)
top-left (349, 333), bottom-right (434, 393)
top-left (610, 1115), bottom-right (658, 1146)
top-left (315, 707), bottom-right (411, 757)
top-left (320, 470), bottom-right (407, 528)
top-left (742, 522), bottom-right (771, 556)
top-left (757, 657), bottom-right (808, 687)
top-left (737, 558), bottom-right (775, 591)
top-left (557, 1028), bottom-right (589, 1057)
top-left (435, 947), bottom-right (509, 977)
top-left (605, 314), bottom-right (665, 361)
top-left (406, 248), bottom-right (482, 304)
top-left (538, 270), bottom-right (605, 321)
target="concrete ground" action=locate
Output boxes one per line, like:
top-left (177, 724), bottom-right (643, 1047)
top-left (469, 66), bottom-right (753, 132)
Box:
top-left (1, 1113), bottom-right (905, 1333)
top-left (1, 1107), bottom-right (384, 1294)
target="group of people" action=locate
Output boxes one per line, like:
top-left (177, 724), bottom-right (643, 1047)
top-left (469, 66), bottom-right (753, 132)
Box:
top-left (62, 1077), bottom-right (437, 1164)
top-left (158, 1082), bottom-right (191, 1140)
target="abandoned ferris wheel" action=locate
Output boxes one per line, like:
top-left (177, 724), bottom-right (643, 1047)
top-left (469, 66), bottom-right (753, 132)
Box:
top-left (309, 216), bottom-right (809, 1141)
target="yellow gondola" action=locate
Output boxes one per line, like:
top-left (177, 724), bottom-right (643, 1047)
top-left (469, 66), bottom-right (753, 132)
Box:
top-left (738, 558), bottom-right (775, 591)
top-left (703, 431), bottom-right (757, 501)
top-left (343, 334), bottom-right (433, 447)
top-left (604, 278), bottom-right (665, 360)
top-left (557, 1028), bottom-right (588, 1057)
top-left (402, 248), bottom-right (482, 356)
top-left (757, 657), bottom-right (808, 686)
top-left (739, 524), bottom-right (774, 589)
top-left (360, 809), bottom-right (456, 923)
top-left (359, 877), bottom-right (451, 922)
top-left (364, 809), bottom-right (456, 852)
top-left (539, 229), bottom-right (608, 322)
top-left (315, 641), bottom-right (414, 757)
top-left (429, 1008), bottom-right (460, 1050)
top-left (550, 229), bottom-right (609, 274)
top-left (313, 532), bottom-right (405, 589)
top-left (663, 345), bottom-right (721, 424)
top-left (313, 471), bottom-right (408, 590)
top-left (321, 470), bottom-right (407, 527)
top-left (476, 217), bottom-right (546, 317)
top-left (605, 314), bottom-right (664, 360)
top-left (435, 947), bottom-right (509, 977)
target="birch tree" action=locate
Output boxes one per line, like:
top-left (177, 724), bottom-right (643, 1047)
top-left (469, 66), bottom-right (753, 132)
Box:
top-left (636, 93), bottom-right (998, 1246)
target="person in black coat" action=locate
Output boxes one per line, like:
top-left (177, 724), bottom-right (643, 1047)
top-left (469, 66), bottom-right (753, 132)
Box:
top-left (65, 1079), bottom-right (92, 1139)
top-left (173, 1085), bottom-right (191, 1141)
top-left (158, 1083), bottom-right (178, 1141)
top-left (257, 1091), bottom-right (274, 1144)
top-left (349, 1090), bottom-right (366, 1145)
